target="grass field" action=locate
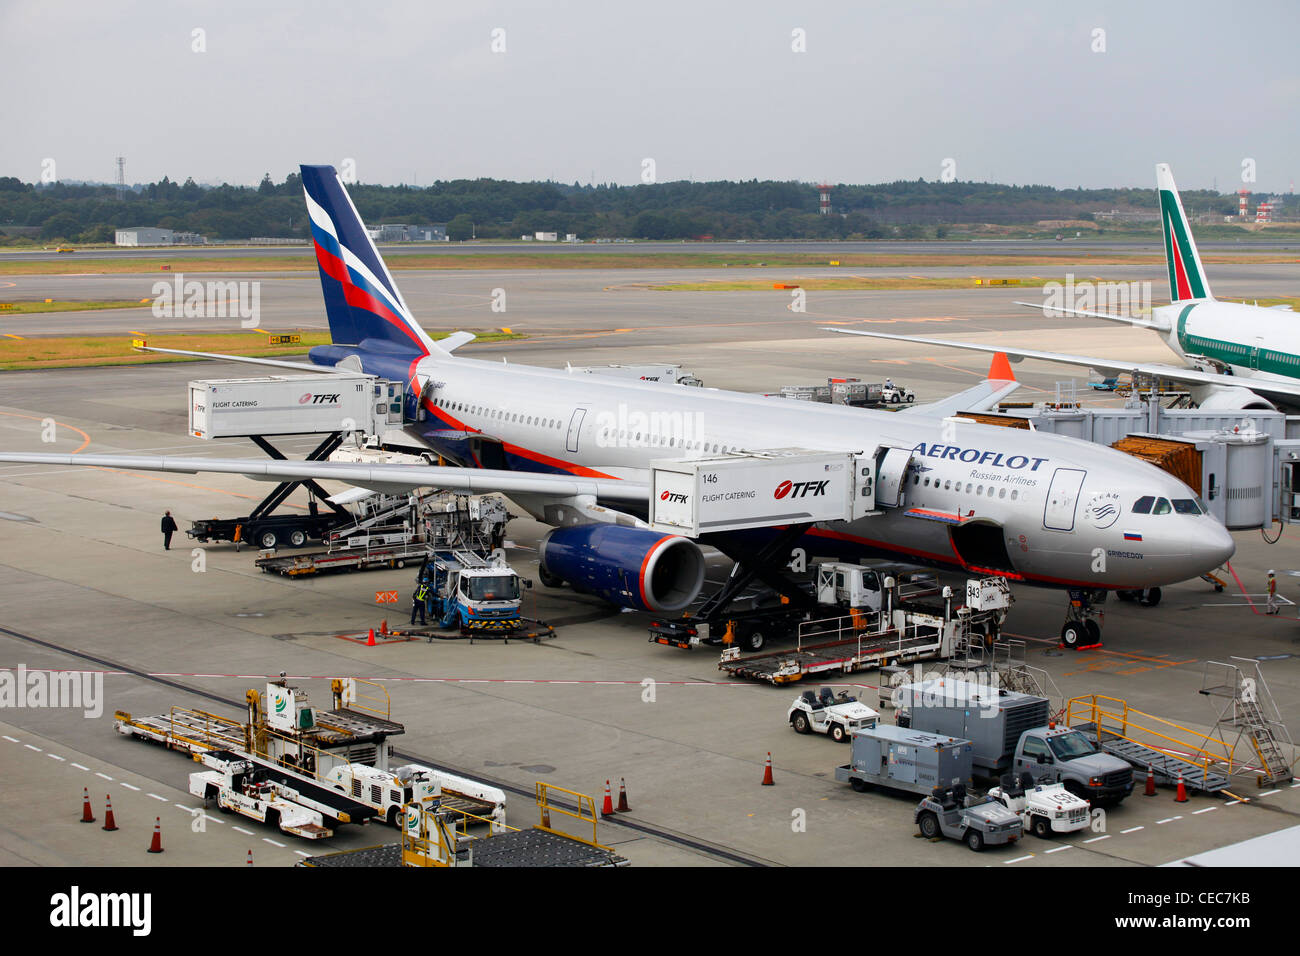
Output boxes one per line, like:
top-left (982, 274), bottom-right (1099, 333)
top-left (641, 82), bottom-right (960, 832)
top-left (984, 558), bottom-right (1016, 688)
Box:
top-left (0, 299), bottom-right (151, 314)
top-left (5, 250), bottom-right (1299, 277)
top-left (0, 329), bottom-right (522, 370)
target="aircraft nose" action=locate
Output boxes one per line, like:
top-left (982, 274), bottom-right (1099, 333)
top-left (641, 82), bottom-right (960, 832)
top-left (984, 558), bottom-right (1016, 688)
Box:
top-left (1204, 520), bottom-right (1236, 568)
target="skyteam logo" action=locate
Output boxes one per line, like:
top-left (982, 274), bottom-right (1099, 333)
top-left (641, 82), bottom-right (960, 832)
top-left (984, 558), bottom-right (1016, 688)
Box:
top-left (1085, 492), bottom-right (1122, 530)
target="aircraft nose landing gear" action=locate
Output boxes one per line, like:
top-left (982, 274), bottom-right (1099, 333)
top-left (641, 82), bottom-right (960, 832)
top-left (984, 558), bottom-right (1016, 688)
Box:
top-left (1060, 588), bottom-right (1106, 650)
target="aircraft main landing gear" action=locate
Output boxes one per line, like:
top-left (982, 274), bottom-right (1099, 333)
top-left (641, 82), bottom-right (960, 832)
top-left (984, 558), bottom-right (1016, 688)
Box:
top-left (1060, 588), bottom-right (1106, 650)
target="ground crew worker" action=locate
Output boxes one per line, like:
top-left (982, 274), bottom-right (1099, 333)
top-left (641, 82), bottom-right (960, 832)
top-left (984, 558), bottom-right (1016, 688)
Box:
top-left (161, 510), bottom-right (178, 550)
top-left (411, 574), bottom-right (430, 625)
top-left (1267, 570), bottom-right (1279, 615)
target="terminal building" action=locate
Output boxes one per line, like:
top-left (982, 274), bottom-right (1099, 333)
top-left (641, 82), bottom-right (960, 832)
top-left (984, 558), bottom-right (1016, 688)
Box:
top-left (114, 227), bottom-right (206, 246)
top-left (366, 223), bottom-right (447, 242)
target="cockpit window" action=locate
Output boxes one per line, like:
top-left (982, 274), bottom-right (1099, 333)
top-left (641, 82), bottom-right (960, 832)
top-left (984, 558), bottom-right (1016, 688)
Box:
top-left (1152, 497), bottom-right (1172, 515)
top-left (1172, 498), bottom-right (1203, 515)
top-left (1132, 495), bottom-right (1154, 515)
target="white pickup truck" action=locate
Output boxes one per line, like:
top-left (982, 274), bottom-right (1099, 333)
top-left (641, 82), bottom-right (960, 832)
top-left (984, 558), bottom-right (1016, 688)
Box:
top-left (987, 771), bottom-right (1090, 838)
top-left (789, 687), bottom-right (880, 742)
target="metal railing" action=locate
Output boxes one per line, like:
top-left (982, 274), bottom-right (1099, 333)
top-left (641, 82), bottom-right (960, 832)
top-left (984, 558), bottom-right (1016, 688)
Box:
top-left (535, 782), bottom-right (609, 850)
top-left (1067, 694), bottom-right (1232, 775)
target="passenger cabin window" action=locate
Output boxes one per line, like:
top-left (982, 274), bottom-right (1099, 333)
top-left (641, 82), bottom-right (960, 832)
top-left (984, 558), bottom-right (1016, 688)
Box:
top-left (1132, 495), bottom-right (1155, 515)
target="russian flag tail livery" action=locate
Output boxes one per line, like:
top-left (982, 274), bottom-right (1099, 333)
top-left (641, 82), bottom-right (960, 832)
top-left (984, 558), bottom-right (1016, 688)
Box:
top-left (1156, 163), bottom-right (1212, 303)
top-left (300, 164), bottom-right (439, 355)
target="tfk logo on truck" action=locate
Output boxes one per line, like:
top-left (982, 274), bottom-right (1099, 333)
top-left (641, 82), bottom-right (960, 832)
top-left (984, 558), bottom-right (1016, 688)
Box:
top-left (774, 479), bottom-right (829, 500)
top-left (660, 491), bottom-right (689, 504)
top-left (299, 393), bottom-right (341, 405)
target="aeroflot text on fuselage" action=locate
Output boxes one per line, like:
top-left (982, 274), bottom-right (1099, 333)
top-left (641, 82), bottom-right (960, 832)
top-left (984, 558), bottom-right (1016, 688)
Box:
top-left (911, 443), bottom-right (1049, 471)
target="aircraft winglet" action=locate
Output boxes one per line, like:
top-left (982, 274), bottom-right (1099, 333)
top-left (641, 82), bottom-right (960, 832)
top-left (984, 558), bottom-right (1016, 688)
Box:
top-left (988, 351), bottom-right (1015, 382)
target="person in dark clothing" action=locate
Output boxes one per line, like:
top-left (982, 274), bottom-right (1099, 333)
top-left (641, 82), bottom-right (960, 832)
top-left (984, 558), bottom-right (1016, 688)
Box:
top-left (161, 511), bottom-right (178, 550)
top-left (410, 576), bottom-right (430, 625)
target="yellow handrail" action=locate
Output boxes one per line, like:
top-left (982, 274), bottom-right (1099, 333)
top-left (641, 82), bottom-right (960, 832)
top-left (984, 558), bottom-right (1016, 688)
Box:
top-left (1067, 695), bottom-right (1232, 773)
top-left (536, 782), bottom-right (610, 850)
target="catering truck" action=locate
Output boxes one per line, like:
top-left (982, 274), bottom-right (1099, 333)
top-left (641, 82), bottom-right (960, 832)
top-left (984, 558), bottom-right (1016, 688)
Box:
top-left (896, 679), bottom-right (1134, 806)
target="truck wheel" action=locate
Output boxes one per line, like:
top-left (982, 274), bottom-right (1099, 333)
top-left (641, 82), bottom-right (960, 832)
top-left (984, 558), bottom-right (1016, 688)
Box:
top-left (289, 529), bottom-right (307, 548)
top-left (742, 628), bottom-right (766, 653)
top-left (387, 806), bottom-right (401, 828)
top-left (1060, 622), bottom-right (1084, 649)
top-left (966, 830), bottom-right (985, 852)
top-left (905, 394), bottom-right (914, 403)
top-left (918, 811), bottom-right (940, 840)
top-left (1139, 587), bottom-right (1162, 607)
top-left (829, 723), bottom-right (847, 743)
top-left (792, 713), bottom-right (811, 734)
top-left (1031, 815), bottom-right (1051, 839)
top-left (258, 529), bottom-right (278, 550)
top-left (850, 778), bottom-right (871, 793)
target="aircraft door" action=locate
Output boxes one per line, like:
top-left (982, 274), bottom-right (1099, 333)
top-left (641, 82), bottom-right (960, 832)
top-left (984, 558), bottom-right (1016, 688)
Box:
top-left (566, 407), bottom-right (588, 453)
top-left (875, 447), bottom-right (915, 508)
top-left (1043, 467), bottom-right (1087, 532)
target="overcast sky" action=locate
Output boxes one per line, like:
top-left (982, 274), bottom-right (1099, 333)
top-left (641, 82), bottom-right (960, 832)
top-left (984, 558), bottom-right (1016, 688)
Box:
top-left (5, 0), bottom-right (1297, 192)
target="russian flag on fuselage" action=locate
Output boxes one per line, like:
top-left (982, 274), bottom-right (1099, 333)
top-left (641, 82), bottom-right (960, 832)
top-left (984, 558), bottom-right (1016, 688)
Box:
top-left (300, 164), bottom-right (436, 356)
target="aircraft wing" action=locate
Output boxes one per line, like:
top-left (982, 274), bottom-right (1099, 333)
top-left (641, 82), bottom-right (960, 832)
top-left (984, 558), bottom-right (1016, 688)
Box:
top-left (825, 327), bottom-right (1300, 405)
top-left (900, 350), bottom-right (1020, 417)
top-left (0, 453), bottom-right (647, 503)
top-left (1011, 301), bottom-right (1169, 332)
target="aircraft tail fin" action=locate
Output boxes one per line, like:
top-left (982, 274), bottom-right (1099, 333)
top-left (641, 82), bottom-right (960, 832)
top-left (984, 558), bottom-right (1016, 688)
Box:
top-left (1156, 163), bottom-right (1212, 302)
top-left (300, 164), bottom-right (441, 355)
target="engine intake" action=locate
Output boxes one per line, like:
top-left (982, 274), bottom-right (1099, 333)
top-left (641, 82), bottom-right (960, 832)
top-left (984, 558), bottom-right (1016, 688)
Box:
top-left (540, 525), bottom-right (705, 613)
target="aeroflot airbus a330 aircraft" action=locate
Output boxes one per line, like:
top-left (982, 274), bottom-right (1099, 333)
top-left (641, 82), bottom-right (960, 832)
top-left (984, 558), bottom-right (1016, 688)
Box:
top-left (0, 165), bottom-right (1235, 648)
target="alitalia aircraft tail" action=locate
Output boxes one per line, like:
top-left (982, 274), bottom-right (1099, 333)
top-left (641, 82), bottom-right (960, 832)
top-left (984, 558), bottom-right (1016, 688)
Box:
top-left (1156, 163), bottom-right (1212, 303)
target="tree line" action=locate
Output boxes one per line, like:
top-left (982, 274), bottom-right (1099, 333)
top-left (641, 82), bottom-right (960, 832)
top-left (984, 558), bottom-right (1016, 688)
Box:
top-left (0, 171), bottom-right (1271, 244)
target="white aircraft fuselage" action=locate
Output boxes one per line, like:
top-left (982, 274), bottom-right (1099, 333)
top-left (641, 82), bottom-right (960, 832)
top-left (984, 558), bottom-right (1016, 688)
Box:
top-left (407, 350), bottom-right (1235, 591)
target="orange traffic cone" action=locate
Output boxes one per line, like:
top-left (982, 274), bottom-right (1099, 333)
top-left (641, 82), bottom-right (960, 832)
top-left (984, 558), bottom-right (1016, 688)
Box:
top-left (246, 849), bottom-right (254, 866)
top-left (380, 619), bottom-right (388, 635)
top-left (1144, 765), bottom-right (1156, 796)
top-left (541, 807), bottom-right (551, 829)
top-left (761, 752), bottom-right (775, 786)
top-left (102, 795), bottom-right (118, 832)
top-left (616, 778), bottom-right (631, 812)
top-left (366, 628), bottom-right (376, 646)
top-left (147, 816), bottom-right (164, 853)
top-left (79, 787), bottom-right (95, 824)
top-left (1175, 773), bottom-right (1188, 803)
top-left (601, 780), bottom-right (615, 817)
